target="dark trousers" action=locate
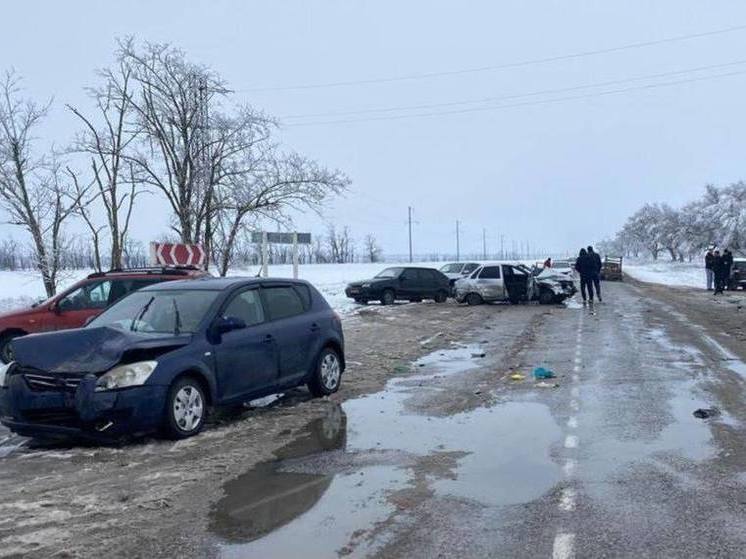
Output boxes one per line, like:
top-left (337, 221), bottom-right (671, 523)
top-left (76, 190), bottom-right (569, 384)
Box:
top-left (580, 276), bottom-right (595, 301)
top-left (592, 274), bottom-right (601, 300)
top-left (714, 273), bottom-right (726, 294)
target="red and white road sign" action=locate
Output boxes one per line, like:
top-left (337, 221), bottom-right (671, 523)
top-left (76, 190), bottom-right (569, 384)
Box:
top-left (149, 242), bottom-right (206, 268)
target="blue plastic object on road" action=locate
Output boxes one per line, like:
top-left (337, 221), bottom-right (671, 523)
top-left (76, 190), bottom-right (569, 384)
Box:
top-left (533, 367), bottom-right (556, 379)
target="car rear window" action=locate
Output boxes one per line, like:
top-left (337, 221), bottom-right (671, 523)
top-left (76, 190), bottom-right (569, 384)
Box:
top-left (262, 286), bottom-right (306, 320)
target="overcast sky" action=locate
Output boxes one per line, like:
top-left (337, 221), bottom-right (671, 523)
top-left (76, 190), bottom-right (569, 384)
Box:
top-left (2, 1), bottom-right (746, 259)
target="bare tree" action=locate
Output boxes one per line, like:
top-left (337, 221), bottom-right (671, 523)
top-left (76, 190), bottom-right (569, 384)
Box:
top-left (0, 72), bottom-right (82, 296)
top-left (213, 150), bottom-right (349, 276)
top-left (326, 224), bottom-right (355, 264)
top-left (67, 60), bottom-right (141, 268)
top-left (364, 234), bottom-right (382, 262)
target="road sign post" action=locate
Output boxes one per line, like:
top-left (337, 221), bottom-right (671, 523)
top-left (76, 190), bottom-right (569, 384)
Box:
top-left (251, 232), bottom-right (312, 278)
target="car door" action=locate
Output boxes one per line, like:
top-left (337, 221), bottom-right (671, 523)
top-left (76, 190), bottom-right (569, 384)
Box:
top-left (475, 266), bottom-right (504, 301)
top-left (398, 268), bottom-right (421, 299)
top-left (213, 287), bottom-right (278, 401)
top-left (418, 269), bottom-right (439, 298)
top-left (52, 279), bottom-right (113, 330)
top-left (261, 284), bottom-right (315, 385)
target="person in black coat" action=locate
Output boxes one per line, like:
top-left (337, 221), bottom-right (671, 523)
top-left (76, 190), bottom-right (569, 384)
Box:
top-left (705, 249), bottom-right (715, 290)
top-left (575, 248), bottom-right (596, 303)
top-left (713, 250), bottom-right (725, 295)
top-left (587, 246), bottom-right (603, 302)
top-left (723, 249), bottom-right (734, 289)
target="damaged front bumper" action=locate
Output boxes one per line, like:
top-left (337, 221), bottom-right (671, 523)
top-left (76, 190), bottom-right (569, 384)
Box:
top-left (0, 371), bottom-right (167, 441)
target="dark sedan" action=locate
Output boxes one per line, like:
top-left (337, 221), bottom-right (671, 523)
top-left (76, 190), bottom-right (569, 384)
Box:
top-left (345, 266), bottom-right (450, 305)
top-left (0, 277), bottom-right (345, 441)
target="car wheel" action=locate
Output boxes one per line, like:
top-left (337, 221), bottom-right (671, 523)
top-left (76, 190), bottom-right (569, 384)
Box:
top-left (466, 292), bottom-right (483, 306)
top-left (410, 297), bottom-right (422, 303)
top-left (163, 376), bottom-right (207, 439)
top-left (434, 290), bottom-right (448, 303)
top-left (308, 347), bottom-right (343, 397)
top-left (354, 298), bottom-right (368, 305)
top-left (539, 289), bottom-right (554, 305)
top-left (381, 289), bottom-right (395, 306)
top-left (0, 332), bottom-right (22, 364)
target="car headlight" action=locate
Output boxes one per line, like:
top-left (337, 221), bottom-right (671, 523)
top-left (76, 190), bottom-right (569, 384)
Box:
top-left (361, 283), bottom-right (371, 288)
top-left (96, 360), bottom-right (158, 391)
top-left (0, 361), bottom-right (14, 388)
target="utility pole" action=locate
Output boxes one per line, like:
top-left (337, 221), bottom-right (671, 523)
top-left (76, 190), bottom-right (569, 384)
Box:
top-left (482, 228), bottom-right (487, 260)
top-left (456, 220), bottom-right (460, 261)
top-left (408, 206), bottom-right (413, 263)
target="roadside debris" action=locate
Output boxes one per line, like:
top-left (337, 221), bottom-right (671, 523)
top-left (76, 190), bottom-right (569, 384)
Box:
top-left (533, 367), bottom-right (556, 379)
top-left (471, 352), bottom-right (486, 358)
top-left (508, 373), bottom-right (525, 381)
top-left (535, 381), bottom-right (560, 388)
top-left (693, 407), bottom-right (721, 419)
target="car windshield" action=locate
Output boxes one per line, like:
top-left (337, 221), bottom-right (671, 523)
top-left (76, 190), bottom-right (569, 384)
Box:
top-left (440, 263), bottom-right (463, 273)
top-left (375, 267), bottom-right (403, 278)
top-left (87, 289), bottom-right (221, 334)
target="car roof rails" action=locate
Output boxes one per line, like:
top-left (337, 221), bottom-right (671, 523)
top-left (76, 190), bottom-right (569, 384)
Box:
top-left (86, 265), bottom-right (203, 279)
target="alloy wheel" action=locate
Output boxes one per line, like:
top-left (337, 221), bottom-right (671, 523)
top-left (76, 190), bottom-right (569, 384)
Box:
top-left (173, 385), bottom-right (204, 432)
top-left (320, 353), bottom-right (341, 391)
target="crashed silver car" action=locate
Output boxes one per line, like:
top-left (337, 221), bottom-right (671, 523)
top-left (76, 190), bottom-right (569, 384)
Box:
top-left (454, 262), bottom-right (576, 305)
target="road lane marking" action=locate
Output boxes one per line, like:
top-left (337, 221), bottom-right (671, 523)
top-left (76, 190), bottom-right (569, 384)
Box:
top-left (574, 356), bottom-right (582, 365)
top-left (567, 416), bottom-right (578, 429)
top-left (565, 435), bottom-right (578, 448)
top-left (553, 533), bottom-right (575, 559)
top-left (570, 387), bottom-right (579, 398)
top-left (573, 364), bottom-right (581, 372)
top-left (572, 374), bottom-right (579, 382)
top-left (563, 459), bottom-right (576, 477)
top-left (570, 400), bottom-right (580, 411)
top-left (559, 487), bottom-right (577, 511)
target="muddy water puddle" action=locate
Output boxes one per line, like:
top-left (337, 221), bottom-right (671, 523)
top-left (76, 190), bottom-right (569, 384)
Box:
top-left (211, 344), bottom-right (563, 558)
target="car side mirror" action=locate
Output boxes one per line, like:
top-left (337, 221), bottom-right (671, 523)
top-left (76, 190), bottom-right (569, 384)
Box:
top-left (50, 302), bottom-right (61, 315)
top-left (83, 316), bottom-right (95, 326)
top-left (216, 316), bottom-right (247, 335)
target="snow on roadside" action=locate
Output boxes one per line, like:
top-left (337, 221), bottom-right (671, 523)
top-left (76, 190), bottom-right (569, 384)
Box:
top-left (0, 262), bottom-right (454, 316)
top-left (624, 260), bottom-right (705, 289)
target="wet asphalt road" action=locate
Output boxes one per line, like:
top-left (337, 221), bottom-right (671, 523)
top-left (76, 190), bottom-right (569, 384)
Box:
top-left (210, 281), bottom-right (746, 558)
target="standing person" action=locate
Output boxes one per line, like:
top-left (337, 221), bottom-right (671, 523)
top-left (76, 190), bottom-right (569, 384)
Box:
top-left (587, 246), bottom-right (603, 302)
top-left (723, 248), bottom-right (734, 290)
top-left (713, 250), bottom-right (725, 295)
top-left (543, 257), bottom-right (552, 269)
top-left (705, 249), bottom-right (715, 291)
top-left (575, 248), bottom-right (595, 304)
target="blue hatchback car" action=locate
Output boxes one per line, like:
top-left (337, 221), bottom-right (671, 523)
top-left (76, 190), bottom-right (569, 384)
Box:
top-left (0, 277), bottom-right (345, 441)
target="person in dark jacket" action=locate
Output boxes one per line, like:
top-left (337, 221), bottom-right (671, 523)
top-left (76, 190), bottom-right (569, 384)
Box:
top-left (587, 246), bottom-right (603, 302)
top-left (713, 250), bottom-right (725, 295)
top-left (543, 257), bottom-right (552, 269)
top-left (705, 249), bottom-right (715, 290)
top-left (575, 248), bottom-right (596, 303)
top-left (723, 249), bottom-right (734, 289)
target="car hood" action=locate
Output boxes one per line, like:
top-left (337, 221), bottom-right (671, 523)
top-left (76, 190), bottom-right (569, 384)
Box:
top-left (11, 326), bottom-right (192, 374)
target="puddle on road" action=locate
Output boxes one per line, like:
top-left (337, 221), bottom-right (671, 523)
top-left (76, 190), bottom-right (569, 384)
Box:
top-left (211, 345), bottom-right (563, 558)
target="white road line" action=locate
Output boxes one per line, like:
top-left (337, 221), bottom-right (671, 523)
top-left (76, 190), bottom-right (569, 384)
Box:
top-left (559, 487), bottom-right (577, 511)
top-left (572, 364), bottom-right (581, 373)
top-left (574, 356), bottom-right (582, 365)
top-left (565, 435), bottom-right (579, 448)
top-left (570, 400), bottom-right (580, 411)
top-left (567, 416), bottom-right (578, 429)
top-left (572, 374), bottom-right (580, 382)
top-left (553, 533), bottom-right (576, 559)
top-left (563, 459), bottom-right (576, 477)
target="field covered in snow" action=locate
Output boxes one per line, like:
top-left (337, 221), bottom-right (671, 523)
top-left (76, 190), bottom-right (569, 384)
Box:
top-left (0, 262), bottom-right (452, 315)
top-left (624, 259), bottom-right (705, 289)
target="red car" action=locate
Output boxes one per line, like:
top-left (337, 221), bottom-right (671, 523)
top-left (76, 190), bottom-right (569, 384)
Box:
top-left (0, 267), bottom-right (208, 363)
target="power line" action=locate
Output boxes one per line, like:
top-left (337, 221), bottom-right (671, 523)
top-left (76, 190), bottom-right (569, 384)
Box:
top-left (284, 68), bottom-right (746, 127)
top-left (240, 24), bottom-right (746, 92)
top-left (282, 58), bottom-right (746, 120)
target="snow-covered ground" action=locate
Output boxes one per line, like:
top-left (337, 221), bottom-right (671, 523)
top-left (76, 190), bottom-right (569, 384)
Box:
top-left (624, 259), bottom-right (705, 289)
top-left (0, 262), bottom-right (454, 315)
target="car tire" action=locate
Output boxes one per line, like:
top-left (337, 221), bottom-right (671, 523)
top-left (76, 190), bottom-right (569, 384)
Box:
top-left (539, 289), bottom-right (554, 305)
top-left (354, 298), bottom-right (368, 305)
top-left (434, 290), bottom-right (448, 303)
top-left (163, 376), bottom-right (207, 439)
top-left (381, 290), bottom-right (395, 306)
top-left (0, 332), bottom-right (22, 364)
top-left (308, 347), bottom-right (343, 397)
top-left (466, 292), bottom-right (483, 306)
